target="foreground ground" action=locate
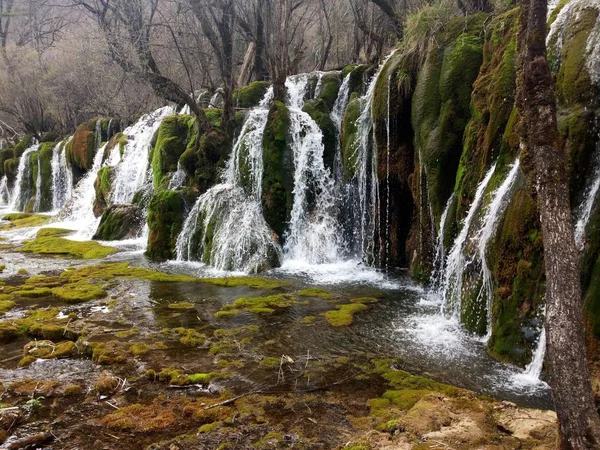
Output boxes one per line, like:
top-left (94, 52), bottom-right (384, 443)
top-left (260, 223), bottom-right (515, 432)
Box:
top-left (0, 220), bottom-right (557, 449)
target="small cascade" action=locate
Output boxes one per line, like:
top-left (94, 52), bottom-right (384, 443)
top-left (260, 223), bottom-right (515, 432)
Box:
top-left (574, 135), bottom-right (600, 249)
top-left (0, 175), bottom-right (10, 205)
top-left (344, 52), bottom-right (395, 261)
top-left (112, 106), bottom-right (175, 204)
top-left (58, 143), bottom-right (107, 238)
top-left (176, 88), bottom-right (280, 272)
top-left (32, 153), bottom-right (42, 212)
top-left (524, 327), bottom-right (546, 380)
top-left (10, 144), bottom-right (40, 212)
top-left (282, 74), bottom-right (342, 264)
top-left (168, 162), bottom-right (187, 190)
top-left (331, 73), bottom-right (351, 131)
top-left (477, 159), bottom-right (521, 338)
top-left (209, 88), bottom-right (224, 108)
top-left (441, 163), bottom-right (496, 316)
top-left (431, 193), bottom-right (455, 287)
top-left (51, 140), bottom-right (73, 211)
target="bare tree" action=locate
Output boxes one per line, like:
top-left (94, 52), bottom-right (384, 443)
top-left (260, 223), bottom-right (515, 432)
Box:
top-left (515, 0), bottom-right (600, 447)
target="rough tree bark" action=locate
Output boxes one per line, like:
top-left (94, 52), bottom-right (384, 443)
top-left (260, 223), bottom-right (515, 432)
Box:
top-left (515, 0), bottom-right (600, 448)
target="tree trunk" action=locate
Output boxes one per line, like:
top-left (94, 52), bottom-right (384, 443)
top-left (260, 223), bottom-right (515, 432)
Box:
top-left (515, 0), bottom-right (600, 448)
top-left (238, 41), bottom-right (256, 87)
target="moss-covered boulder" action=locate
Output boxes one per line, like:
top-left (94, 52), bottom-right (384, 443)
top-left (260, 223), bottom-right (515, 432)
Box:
top-left (262, 101), bottom-right (293, 240)
top-left (3, 157), bottom-right (19, 185)
top-left (303, 99), bottom-right (337, 172)
top-left (0, 148), bottom-right (13, 177)
top-left (151, 115), bottom-right (195, 189)
top-left (66, 119), bottom-right (98, 175)
top-left (146, 190), bottom-right (185, 261)
top-left (316, 72), bottom-right (341, 111)
top-left (233, 81), bottom-right (270, 108)
top-left (12, 135), bottom-right (33, 158)
top-left (93, 166), bottom-right (114, 217)
top-left (93, 204), bottom-right (144, 241)
top-left (180, 128), bottom-right (229, 195)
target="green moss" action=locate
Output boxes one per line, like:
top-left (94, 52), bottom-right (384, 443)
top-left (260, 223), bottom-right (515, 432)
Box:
top-left (146, 190), bottom-right (184, 261)
top-left (37, 143), bottom-right (55, 212)
top-left (316, 72), bottom-right (341, 111)
top-left (51, 282), bottom-right (107, 303)
top-left (198, 421), bottom-right (222, 433)
top-left (340, 94), bottom-right (361, 180)
top-left (93, 166), bottom-right (113, 217)
top-left (35, 228), bottom-right (72, 238)
top-left (259, 357), bottom-right (281, 368)
top-left (214, 310), bottom-right (242, 319)
top-left (216, 294), bottom-right (296, 317)
top-left (200, 276), bottom-right (287, 289)
top-left (300, 315), bottom-right (317, 324)
top-left (129, 341), bottom-right (167, 355)
top-left (94, 205), bottom-right (143, 241)
top-left (3, 157), bottom-right (20, 184)
top-left (167, 302), bottom-right (195, 310)
top-left (350, 297), bottom-right (379, 304)
top-left (24, 340), bottom-right (77, 359)
top-left (297, 288), bottom-right (334, 299)
top-left (0, 213), bottom-right (50, 230)
top-left (0, 300), bottom-right (15, 314)
top-left (151, 115), bottom-right (195, 189)
top-left (262, 101), bottom-right (293, 240)
top-left (22, 233), bottom-right (117, 259)
top-left (171, 327), bottom-right (205, 346)
top-left (12, 135), bottom-right (33, 158)
top-left (233, 81), bottom-right (270, 108)
top-left (324, 303), bottom-right (368, 326)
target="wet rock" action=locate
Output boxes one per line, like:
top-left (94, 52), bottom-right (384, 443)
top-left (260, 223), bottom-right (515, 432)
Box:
top-left (93, 204), bottom-right (144, 241)
top-left (494, 405), bottom-right (557, 441)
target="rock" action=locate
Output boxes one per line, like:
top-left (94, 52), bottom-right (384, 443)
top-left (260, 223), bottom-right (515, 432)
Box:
top-left (494, 406), bottom-right (557, 441)
top-left (146, 190), bottom-right (185, 261)
top-left (400, 394), bottom-right (453, 437)
top-left (93, 204), bottom-right (144, 241)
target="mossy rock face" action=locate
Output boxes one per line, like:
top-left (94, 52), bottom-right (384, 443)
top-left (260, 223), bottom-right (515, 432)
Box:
top-left (488, 187), bottom-right (544, 366)
top-left (345, 64), bottom-right (373, 97)
top-left (12, 135), bottom-right (33, 158)
top-left (233, 81), bottom-right (270, 108)
top-left (371, 51), bottom-right (416, 268)
top-left (316, 72), bottom-right (341, 111)
top-left (261, 101), bottom-right (293, 240)
top-left (180, 128), bottom-right (229, 195)
top-left (151, 115), bottom-right (195, 189)
top-left (66, 119), bottom-right (98, 174)
top-left (340, 94), bottom-right (361, 180)
top-left (453, 8), bottom-right (519, 222)
top-left (303, 99), bottom-right (337, 172)
top-left (93, 166), bottom-right (114, 217)
top-left (22, 229), bottom-right (117, 259)
top-left (0, 148), bottom-right (13, 177)
top-left (146, 190), bottom-right (185, 261)
top-left (3, 157), bottom-right (19, 184)
top-left (93, 204), bottom-right (144, 241)
top-left (38, 142), bottom-right (55, 212)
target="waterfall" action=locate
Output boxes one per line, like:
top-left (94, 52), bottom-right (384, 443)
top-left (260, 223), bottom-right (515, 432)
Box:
top-left (282, 74), bottom-right (343, 264)
top-left (574, 136), bottom-right (600, 249)
top-left (477, 159), bottom-right (521, 339)
top-left (331, 73), bottom-right (351, 131)
top-left (431, 193), bottom-right (455, 287)
top-left (51, 140), bottom-right (73, 211)
top-left (0, 175), bottom-right (10, 205)
top-left (168, 161), bottom-right (187, 190)
top-left (10, 144), bottom-right (40, 212)
top-left (32, 153), bottom-right (42, 212)
top-left (112, 106), bottom-right (175, 204)
top-left (441, 163), bottom-right (496, 317)
top-left (346, 52), bottom-right (395, 261)
top-left (58, 143), bottom-right (107, 238)
top-left (524, 327), bottom-right (546, 380)
top-left (176, 88), bottom-right (280, 272)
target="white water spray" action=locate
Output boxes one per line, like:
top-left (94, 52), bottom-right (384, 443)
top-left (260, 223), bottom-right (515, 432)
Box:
top-left (10, 144), bottom-right (40, 212)
top-left (51, 140), bottom-right (73, 211)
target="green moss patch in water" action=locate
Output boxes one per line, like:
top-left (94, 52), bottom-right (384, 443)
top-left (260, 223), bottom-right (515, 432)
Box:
top-left (324, 303), bottom-right (369, 326)
top-left (217, 294), bottom-right (296, 317)
top-left (1, 213), bottom-right (50, 230)
top-left (51, 282), bottom-right (107, 303)
top-left (35, 228), bottom-right (72, 238)
top-left (22, 234), bottom-right (117, 260)
top-left (0, 299), bottom-right (15, 314)
top-left (297, 288), bottom-right (335, 299)
top-left (167, 302), bottom-right (195, 310)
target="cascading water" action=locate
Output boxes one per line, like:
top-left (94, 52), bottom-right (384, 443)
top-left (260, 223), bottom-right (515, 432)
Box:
top-left (0, 175), bottom-right (10, 205)
top-left (32, 153), bottom-right (42, 212)
top-left (176, 88), bottom-right (280, 272)
top-left (10, 144), bottom-right (40, 212)
top-left (112, 106), bottom-right (175, 204)
top-left (574, 134), bottom-right (600, 249)
top-left (51, 140), bottom-right (73, 211)
top-left (57, 143), bottom-right (107, 239)
top-left (344, 52), bottom-right (395, 261)
top-left (282, 74), bottom-right (343, 264)
top-left (331, 73), bottom-right (351, 132)
top-left (431, 193), bottom-right (455, 287)
top-left (476, 159), bottom-right (521, 339)
top-left (168, 162), bottom-right (187, 190)
top-left (441, 163), bottom-right (496, 316)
